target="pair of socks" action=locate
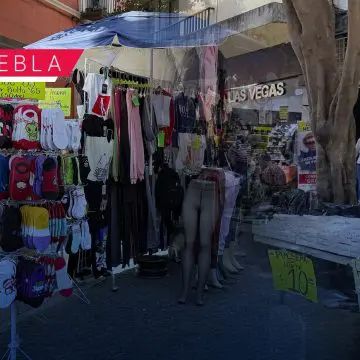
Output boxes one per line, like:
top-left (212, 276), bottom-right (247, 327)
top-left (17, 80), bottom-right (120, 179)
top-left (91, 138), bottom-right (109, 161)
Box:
top-left (67, 188), bottom-right (87, 219)
top-left (54, 257), bottom-right (73, 297)
top-left (70, 220), bottom-right (91, 253)
top-left (66, 121), bottom-right (81, 152)
top-left (46, 203), bottom-right (67, 249)
top-left (41, 108), bottom-right (68, 151)
top-left (38, 257), bottom-right (56, 297)
top-left (61, 156), bottom-right (82, 186)
top-left (12, 105), bottom-right (41, 150)
top-left (20, 206), bottom-right (51, 252)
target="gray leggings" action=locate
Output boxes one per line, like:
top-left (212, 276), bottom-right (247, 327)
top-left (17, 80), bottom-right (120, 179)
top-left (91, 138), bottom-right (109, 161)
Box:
top-left (180, 180), bottom-right (219, 300)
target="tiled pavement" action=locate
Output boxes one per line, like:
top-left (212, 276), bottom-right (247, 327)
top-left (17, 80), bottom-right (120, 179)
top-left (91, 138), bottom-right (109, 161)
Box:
top-left (1, 240), bottom-right (360, 360)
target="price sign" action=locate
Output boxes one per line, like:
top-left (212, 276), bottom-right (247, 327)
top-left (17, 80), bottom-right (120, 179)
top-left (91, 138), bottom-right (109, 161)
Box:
top-left (157, 131), bottom-right (165, 148)
top-left (39, 88), bottom-right (72, 116)
top-left (268, 249), bottom-right (317, 303)
top-left (0, 82), bottom-right (45, 100)
top-left (297, 121), bottom-right (311, 132)
top-left (350, 259), bottom-right (360, 310)
top-left (279, 106), bottom-right (288, 121)
top-left (192, 135), bottom-right (202, 149)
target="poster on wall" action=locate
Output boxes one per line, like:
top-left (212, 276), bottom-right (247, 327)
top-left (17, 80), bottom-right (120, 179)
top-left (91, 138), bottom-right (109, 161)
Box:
top-left (279, 106), bottom-right (289, 122)
top-left (297, 121), bottom-right (316, 191)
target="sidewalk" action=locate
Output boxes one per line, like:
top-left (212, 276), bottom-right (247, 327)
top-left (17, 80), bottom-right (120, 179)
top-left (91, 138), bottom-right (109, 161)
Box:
top-left (1, 243), bottom-right (360, 360)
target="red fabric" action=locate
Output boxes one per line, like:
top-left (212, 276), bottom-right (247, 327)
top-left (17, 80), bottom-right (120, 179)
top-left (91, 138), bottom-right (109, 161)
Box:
top-left (58, 204), bottom-right (67, 245)
top-left (41, 158), bottom-right (59, 200)
top-left (30, 158), bottom-right (41, 201)
top-left (92, 95), bottom-right (111, 117)
top-left (161, 91), bottom-right (175, 147)
top-left (9, 157), bottom-right (32, 201)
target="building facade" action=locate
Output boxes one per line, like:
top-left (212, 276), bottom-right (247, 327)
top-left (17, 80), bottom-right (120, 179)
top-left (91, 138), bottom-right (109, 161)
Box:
top-left (0, 0), bottom-right (79, 47)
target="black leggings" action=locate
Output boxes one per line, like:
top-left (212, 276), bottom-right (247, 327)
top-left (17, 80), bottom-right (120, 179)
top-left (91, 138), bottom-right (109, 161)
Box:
top-left (119, 181), bottom-right (148, 266)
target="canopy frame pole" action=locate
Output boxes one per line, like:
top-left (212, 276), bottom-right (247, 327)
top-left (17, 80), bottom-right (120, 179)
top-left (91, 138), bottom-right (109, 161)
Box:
top-left (149, 48), bottom-right (154, 177)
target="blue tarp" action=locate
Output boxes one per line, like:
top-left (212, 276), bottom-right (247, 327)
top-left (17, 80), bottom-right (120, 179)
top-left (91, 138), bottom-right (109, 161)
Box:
top-left (25, 11), bottom-right (233, 49)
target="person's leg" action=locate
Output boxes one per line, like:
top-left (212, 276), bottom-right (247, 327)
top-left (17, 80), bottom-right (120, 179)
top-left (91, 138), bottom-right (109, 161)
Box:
top-left (179, 181), bottom-right (200, 304)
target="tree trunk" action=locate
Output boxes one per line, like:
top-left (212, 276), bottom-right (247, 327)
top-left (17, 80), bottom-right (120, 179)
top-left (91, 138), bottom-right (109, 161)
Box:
top-left (283, 0), bottom-right (360, 204)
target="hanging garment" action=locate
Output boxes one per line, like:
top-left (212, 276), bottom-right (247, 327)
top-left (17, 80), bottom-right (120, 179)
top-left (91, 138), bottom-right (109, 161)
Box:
top-left (141, 95), bottom-right (157, 158)
top-left (84, 180), bottom-right (110, 276)
top-left (84, 136), bottom-right (113, 183)
top-left (218, 171), bottom-right (241, 256)
top-left (145, 166), bottom-right (159, 252)
top-left (118, 182), bottom-right (148, 266)
top-left (197, 168), bottom-right (225, 267)
top-left (174, 93), bottom-right (196, 134)
top-left (175, 133), bottom-right (206, 172)
top-left (110, 88), bottom-right (120, 181)
top-left (83, 73), bottom-right (112, 118)
top-left (201, 46), bottom-right (218, 96)
top-left (162, 91), bottom-right (175, 147)
top-left (126, 89), bottom-right (145, 184)
top-left (152, 94), bottom-right (171, 127)
top-left (107, 182), bottom-right (122, 268)
top-left (118, 90), bottom-right (131, 184)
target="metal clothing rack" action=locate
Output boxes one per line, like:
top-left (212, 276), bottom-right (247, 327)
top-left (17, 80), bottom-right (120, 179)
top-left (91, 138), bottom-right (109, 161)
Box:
top-left (0, 250), bottom-right (55, 360)
top-left (0, 99), bottom-right (60, 107)
top-left (0, 97), bottom-right (90, 360)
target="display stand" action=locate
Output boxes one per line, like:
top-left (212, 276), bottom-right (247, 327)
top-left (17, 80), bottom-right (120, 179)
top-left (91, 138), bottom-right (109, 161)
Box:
top-left (1, 303), bottom-right (33, 360)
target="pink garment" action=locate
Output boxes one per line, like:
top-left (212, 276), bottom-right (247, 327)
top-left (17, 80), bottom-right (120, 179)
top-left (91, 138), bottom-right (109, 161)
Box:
top-left (204, 89), bottom-right (216, 123)
top-left (126, 89), bottom-right (145, 184)
top-left (202, 46), bottom-right (218, 94)
top-left (114, 88), bottom-right (121, 150)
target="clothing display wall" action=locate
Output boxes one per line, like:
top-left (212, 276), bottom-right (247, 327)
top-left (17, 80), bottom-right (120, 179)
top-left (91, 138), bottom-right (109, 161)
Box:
top-left (0, 101), bottom-right (78, 316)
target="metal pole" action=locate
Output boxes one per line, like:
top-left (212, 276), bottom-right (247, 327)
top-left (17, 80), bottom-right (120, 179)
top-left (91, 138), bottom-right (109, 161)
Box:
top-left (149, 48), bottom-right (154, 176)
top-left (10, 302), bottom-right (17, 360)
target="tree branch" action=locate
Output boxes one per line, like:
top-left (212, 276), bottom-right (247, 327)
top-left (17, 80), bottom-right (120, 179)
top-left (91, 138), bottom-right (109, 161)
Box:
top-left (335, 0), bottom-right (360, 130)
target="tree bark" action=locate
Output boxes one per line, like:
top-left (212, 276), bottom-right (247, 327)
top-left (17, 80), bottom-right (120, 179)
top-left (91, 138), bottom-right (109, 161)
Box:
top-left (283, 0), bottom-right (360, 204)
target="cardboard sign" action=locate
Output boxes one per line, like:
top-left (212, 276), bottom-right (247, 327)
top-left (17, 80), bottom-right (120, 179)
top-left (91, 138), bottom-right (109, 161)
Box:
top-left (39, 88), bottom-right (71, 116)
top-left (297, 120), bottom-right (311, 132)
top-left (279, 106), bottom-right (289, 121)
top-left (0, 82), bottom-right (45, 100)
top-left (268, 249), bottom-right (317, 303)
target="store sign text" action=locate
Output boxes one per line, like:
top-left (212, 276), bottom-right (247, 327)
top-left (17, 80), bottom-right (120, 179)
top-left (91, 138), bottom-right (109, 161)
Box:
top-left (0, 50), bottom-right (83, 78)
top-left (229, 82), bottom-right (286, 102)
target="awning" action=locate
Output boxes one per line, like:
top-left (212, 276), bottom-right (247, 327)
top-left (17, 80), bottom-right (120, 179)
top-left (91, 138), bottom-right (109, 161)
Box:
top-left (25, 11), bottom-right (234, 49)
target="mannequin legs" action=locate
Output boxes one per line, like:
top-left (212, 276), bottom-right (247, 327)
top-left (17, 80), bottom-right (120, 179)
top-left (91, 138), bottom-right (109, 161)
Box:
top-left (179, 180), bottom-right (218, 305)
top-left (223, 248), bottom-right (239, 273)
top-left (207, 268), bottom-right (223, 289)
top-left (229, 241), bottom-right (244, 270)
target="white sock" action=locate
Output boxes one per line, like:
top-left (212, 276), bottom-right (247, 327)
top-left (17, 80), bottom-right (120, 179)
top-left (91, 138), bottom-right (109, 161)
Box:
top-left (55, 258), bottom-right (72, 297)
top-left (70, 223), bottom-right (81, 254)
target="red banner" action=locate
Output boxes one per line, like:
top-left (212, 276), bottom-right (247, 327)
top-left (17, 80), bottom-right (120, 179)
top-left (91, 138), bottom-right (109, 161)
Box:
top-left (0, 49), bottom-right (83, 77)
